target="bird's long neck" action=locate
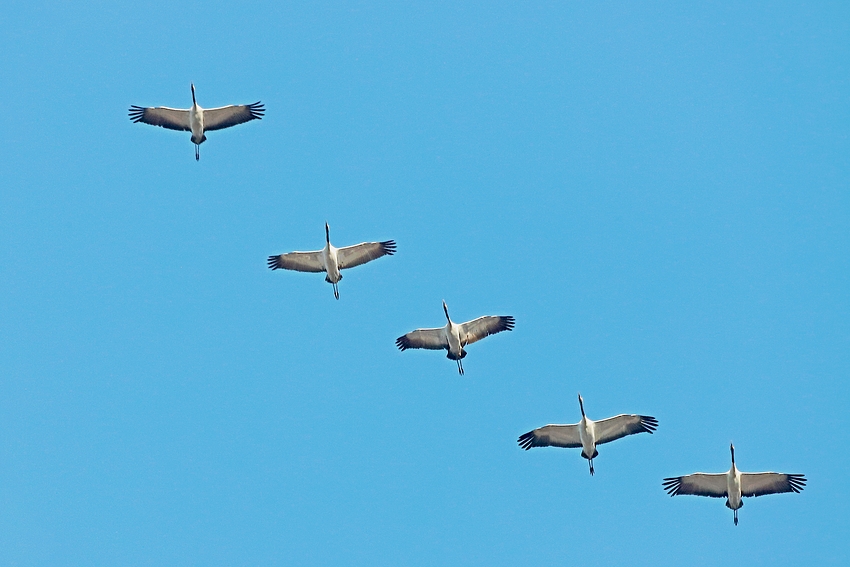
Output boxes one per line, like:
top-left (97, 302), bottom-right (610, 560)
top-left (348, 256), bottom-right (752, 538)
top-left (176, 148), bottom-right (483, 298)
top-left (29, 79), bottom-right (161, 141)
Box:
top-left (325, 223), bottom-right (330, 245)
top-left (730, 445), bottom-right (736, 467)
top-left (191, 84), bottom-right (196, 106)
top-left (578, 395), bottom-right (586, 419)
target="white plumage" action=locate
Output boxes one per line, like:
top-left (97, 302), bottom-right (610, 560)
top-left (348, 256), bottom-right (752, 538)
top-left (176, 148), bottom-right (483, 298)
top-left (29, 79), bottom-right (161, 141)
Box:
top-left (396, 301), bottom-right (514, 375)
top-left (129, 84), bottom-right (264, 160)
top-left (663, 444), bottom-right (806, 525)
top-left (267, 222), bottom-right (396, 299)
top-left (518, 394), bottom-right (657, 475)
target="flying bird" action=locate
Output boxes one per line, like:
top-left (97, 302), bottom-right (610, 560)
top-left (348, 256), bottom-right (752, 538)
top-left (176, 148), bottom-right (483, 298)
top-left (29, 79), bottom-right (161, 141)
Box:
top-left (518, 394), bottom-right (657, 475)
top-left (662, 443), bottom-right (806, 525)
top-left (129, 84), bottom-right (264, 160)
top-left (395, 301), bottom-right (514, 375)
top-left (267, 222), bottom-right (396, 299)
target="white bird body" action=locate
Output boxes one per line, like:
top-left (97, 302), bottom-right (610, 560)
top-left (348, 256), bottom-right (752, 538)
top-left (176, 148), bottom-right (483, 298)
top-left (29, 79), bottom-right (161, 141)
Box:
top-left (268, 223), bottom-right (396, 299)
top-left (663, 444), bottom-right (806, 525)
top-left (578, 414), bottom-right (597, 463)
top-left (189, 100), bottom-right (204, 145)
top-left (129, 84), bottom-right (264, 160)
top-left (444, 318), bottom-right (464, 361)
top-left (518, 394), bottom-right (657, 476)
top-left (321, 241), bottom-right (342, 285)
top-left (396, 301), bottom-right (515, 375)
top-left (727, 464), bottom-right (743, 512)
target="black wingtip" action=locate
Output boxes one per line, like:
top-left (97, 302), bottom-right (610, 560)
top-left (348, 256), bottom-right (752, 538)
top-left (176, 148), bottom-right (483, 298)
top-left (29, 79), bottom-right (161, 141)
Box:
top-left (267, 255), bottom-right (281, 270)
top-left (500, 316), bottom-right (516, 332)
top-left (517, 431), bottom-right (535, 450)
top-left (382, 240), bottom-right (397, 256)
top-left (640, 415), bottom-right (659, 434)
top-left (788, 474), bottom-right (807, 493)
top-left (395, 336), bottom-right (409, 351)
top-left (661, 477), bottom-right (682, 496)
top-left (128, 105), bottom-right (145, 122)
top-left (248, 101), bottom-right (265, 120)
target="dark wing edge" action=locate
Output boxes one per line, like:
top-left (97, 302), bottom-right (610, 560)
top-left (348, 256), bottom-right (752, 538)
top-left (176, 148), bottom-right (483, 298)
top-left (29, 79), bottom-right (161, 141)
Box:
top-left (497, 315), bottom-right (516, 333)
top-left (267, 255), bottom-right (284, 270)
top-left (517, 430), bottom-right (539, 450)
top-left (245, 101), bottom-right (265, 120)
top-left (594, 414), bottom-right (658, 446)
top-left (128, 105), bottom-right (146, 122)
top-left (127, 106), bottom-right (190, 131)
top-left (516, 424), bottom-right (581, 450)
top-left (784, 474), bottom-right (807, 494)
top-left (743, 473), bottom-right (807, 498)
top-left (396, 335), bottom-right (413, 351)
top-left (265, 251), bottom-right (325, 273)
top-left (461, 315), bottom-right (515, 346)
top-left (395, 328), bottom-right (446, 352)
top-left (662, 473), bottom-right (727, 498)
top-left (338, 240), bottom-right (397, 269)
top-left (203, 102), bottom-right (265, 131)
top-left (662, 476), bottom-right (687, 496)
top-left (636, 415), bottom-right (659, 434)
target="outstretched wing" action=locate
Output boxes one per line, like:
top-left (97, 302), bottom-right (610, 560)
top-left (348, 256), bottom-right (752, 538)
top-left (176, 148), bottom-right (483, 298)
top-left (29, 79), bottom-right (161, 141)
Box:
top-left (337, 240), bottom-right (396, 269)
top-left (396, 328), bottom-right (447, 351)
top-left (662, 473), bottom-right (727, 498)
top-left (741, 472), bottom-right (806, 497)
top-left (517, 424), bottom-right (582, 450)
top-left (458, 315), bottom-right (515, 346)
top-left (594, 414), bottom-right (658, 445)
top-left (128, 106), bottom-right (190, 131)
top-left (203, 102), bottom-right (265, 131)
top-left (267, 251), bottom-right (324, 272)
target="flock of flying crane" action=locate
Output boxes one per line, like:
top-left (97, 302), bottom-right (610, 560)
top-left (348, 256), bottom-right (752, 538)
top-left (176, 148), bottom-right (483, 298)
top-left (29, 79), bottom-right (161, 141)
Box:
top-left (128, 84), bottom-right (806, 526)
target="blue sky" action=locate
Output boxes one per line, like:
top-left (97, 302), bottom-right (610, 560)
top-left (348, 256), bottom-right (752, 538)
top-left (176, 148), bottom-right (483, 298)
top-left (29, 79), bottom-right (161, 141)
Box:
top-left (1, 1), bottom-right (848, 565)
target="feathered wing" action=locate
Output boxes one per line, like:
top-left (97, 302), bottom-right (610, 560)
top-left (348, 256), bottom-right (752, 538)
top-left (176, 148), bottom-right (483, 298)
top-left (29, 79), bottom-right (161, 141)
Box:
top-left (337, 240), bottom-right (396, 269)
top-left (594, 414), bottom-right (658, 445)
top-left (203, 102), bottom-right (265, 131)
top-left (128, 106), bottom-right (190, 131)
top-left (662, 473), bottom-right (728, 498)
top-left (458, 315), bottom-right (515, 346)
top-left (741, 472), bottom-right (806, 497)
top-left (517, 424), bottom-right (582, 450)
top-left (396, 328), bottom-right (447, 351)
top-left (267, 251), bottom-right (324, 272)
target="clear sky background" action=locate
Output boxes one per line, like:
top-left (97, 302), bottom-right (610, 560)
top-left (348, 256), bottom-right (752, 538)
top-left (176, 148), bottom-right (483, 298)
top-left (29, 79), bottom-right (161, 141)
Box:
top-left (1, 1), bottom-right (848, 565)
